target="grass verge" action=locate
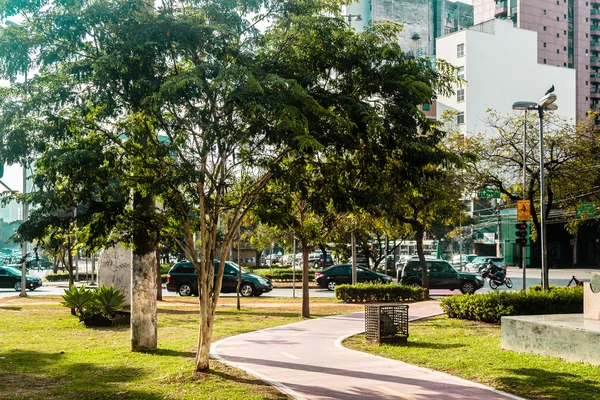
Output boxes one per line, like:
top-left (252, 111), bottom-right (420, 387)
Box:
top-left (0, 296), bottom-right (363, 400)
top-left (344, 315), bottom-right (600, 400)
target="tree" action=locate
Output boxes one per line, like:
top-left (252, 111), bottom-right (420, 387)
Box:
top-left (0, 0), bottom-right (458, 371)
top-left (462, 110), bottom-right (599, 243)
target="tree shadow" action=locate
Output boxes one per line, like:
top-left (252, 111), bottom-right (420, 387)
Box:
top-left (498, 367), bottom-right (600, 399)
top-left (0, 306), bottom-right (21, 311)
top-left (386, 341), bottom-right (466, 350)
top-left (151, 348), bottom-right (196, 358)
top-left (0, 349), bottom-right (166, 399)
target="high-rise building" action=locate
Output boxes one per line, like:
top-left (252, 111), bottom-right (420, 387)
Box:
top-left (436, 19), bottom-right (576, 137)
top-left (344, 0), bottom-right (474, 57)
top-left (473, 0), bottom-right (591, 120)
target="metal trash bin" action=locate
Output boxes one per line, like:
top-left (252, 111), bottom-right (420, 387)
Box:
top-left (365, 303), bottom-right (409, 344)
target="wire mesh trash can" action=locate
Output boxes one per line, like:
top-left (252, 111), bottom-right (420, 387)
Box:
top-left (365, 303), bottom-right (409, 344)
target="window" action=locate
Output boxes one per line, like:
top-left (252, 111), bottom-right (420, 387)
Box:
top-left (544, 59), bottom-right (547, 64)
top-left (564, 46), bottom-right (567, 51)
top-left (457, 89), bottom-right (465, 102)
top-left (543, 26), bottom-right (547, 31)
top-left (557, 49), bottom-right (560, 53)
top-left (557, 33), bottom-right (560, 38)
top-left (457, 66), bottom-right (465, 78)
top-left (457, 111), bottom-right (465, 124)
top-left (586, 81), bottom-right (589, 85)
top-left (544, 42), bottom-right (547, 47)
top-left (556, 17), bottom-right (559, 21)
top-left (457, 43), bottom-right (465, 57)
top-left (544, 10), bottom-right (546, 14)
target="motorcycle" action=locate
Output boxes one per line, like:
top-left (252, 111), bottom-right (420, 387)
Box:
top-left (481, 264), bottom-right (513, 289)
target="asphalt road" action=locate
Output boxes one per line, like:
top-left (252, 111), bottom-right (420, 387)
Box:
top-left (0, 266), bottom-right (595, 300)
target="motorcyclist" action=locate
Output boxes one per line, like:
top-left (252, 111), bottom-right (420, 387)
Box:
top-left (484, 259), bottom-right (504, 280)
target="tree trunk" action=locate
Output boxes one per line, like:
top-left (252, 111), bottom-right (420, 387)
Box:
top-left (67, 237), bottom-right (74, 288)
top-left (156, 246), bottom-right (162, 301)
top-left (301, 237), bottom-right (310, 318)
top-left (415, 226), bottom-right (429, 298)
top-left (255, 250), bottom-right (262, 269)
top-left (318, 243), bottom-right (327, 268)
top-left (131, 193), bottom-right (158, 352)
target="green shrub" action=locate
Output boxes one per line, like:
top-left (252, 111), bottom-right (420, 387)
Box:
top-left (61, 284), bottom-right (125, 321)
top-left (252, 268), bottom-right (315, 281)
top-left (440, 286), bottom-right (584, 324)
top-left (46, 273), bottom-right (97, 282)
top-left (160, 264), bottom-right (172, 274)
top-left (334, 282), bottom-right (425, 303)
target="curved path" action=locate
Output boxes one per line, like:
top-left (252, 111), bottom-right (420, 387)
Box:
top-left (211, 301), bottom-right (524, 400)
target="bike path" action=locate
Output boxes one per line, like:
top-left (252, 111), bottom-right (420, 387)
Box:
top-left (211, 301), bottom-right (524, 400)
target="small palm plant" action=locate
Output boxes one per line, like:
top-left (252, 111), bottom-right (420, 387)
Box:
top-left (61, 284), bottom-right (125, 321)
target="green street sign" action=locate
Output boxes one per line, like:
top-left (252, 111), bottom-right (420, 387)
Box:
top-left (577, 202), bottom-right (596, 217)
top-left (481, 188), bottom-right (501, 199)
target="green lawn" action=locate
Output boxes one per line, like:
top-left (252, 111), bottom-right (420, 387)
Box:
top-left (0, 296), bottom-right (363, 400)
top-left (344, 316), bottom-right (600, 400)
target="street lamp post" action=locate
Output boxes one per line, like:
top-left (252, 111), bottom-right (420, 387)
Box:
top-left (512, 93), bottom-right (557, 291)
top-left (342, 13), bottom-right (362, 29)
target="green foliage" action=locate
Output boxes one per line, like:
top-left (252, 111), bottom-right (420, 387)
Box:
top-left (95, 284), bottom-right (126, 317)
top-left (46, 273), bottom-right (96, 282)
top-left (60, 285), bottom-right (96, 320)
top-left (440, 287), bottom-right (584, 324)
top-left (334, 282), bottom-right (425, 303)
top-left (61, 284), bottom-right (126, 321)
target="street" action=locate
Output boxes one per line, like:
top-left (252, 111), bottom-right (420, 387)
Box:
top-left (0, 266), bottom-right (596, 300)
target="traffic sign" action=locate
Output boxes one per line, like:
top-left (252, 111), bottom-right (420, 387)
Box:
top-left (481, 188), bottom-right (501, 199)
top-left (576, 202), bottom-right (595, 217)
top-left (517, 200), bottom-right (531, 221)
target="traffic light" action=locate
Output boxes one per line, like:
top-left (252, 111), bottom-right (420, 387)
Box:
top-left (515, 222), bottom-right (528, 245)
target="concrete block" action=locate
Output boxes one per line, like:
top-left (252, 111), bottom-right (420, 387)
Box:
top-left (502, 314), bottom-right (600, 365)
top-left (98, 245), bottom-right (132, 306)
top-left (584, 280), bottom-right (600, 320)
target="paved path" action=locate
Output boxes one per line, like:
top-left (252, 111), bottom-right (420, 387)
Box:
top-left (211, 301), bottom-right (524, 400)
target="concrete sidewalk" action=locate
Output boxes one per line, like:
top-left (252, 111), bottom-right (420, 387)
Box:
top-left (211, 301), bottom-right (524, 400)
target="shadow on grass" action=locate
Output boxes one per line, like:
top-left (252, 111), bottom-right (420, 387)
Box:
top-left (0, 349), bottom-right (165, 399)
top-left (151, 348), bottom-right (196, 358)
top-left (158, 308), bottom-right (199, 315)
top-left (499, 367), bottom-right (600, 399)
top-left (0, 306), bottom-right (22, 311)
top-left (390, 341), bottom-right (466, 350)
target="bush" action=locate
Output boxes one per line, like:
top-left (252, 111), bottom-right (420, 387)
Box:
top-left (61, 284), bottom-right (125, 321)
top-left (334, 282), bottom-right (425, 303)
top-left (46, 273), bottom-right (97, 282)
top-left (252, 268), bottom-right (315, 281)
top-left (440, 286), bottom-right (584, 324)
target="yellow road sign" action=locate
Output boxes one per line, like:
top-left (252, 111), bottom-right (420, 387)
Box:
top-left (517, 200), bottom-right (531, 221)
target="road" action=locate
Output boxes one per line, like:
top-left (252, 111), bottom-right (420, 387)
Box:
top-left (0, 266), bottom-right (595, 300)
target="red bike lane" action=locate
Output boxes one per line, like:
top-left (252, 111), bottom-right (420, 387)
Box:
top-left (211, 301), bottom-right (524, 400)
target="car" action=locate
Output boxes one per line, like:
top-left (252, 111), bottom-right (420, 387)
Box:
top-left (315, 264), bottom-right (393, 291)
top-left (166, 260), bottom-right (272, 297)
top-left (0, 266), bottom-right (43, 291)
top-left (397, 258), bottom-right (484, 294)
top-left (308, 252), bottom-right (334, 268)
top-left (465, 256), bottom-right (505, 273)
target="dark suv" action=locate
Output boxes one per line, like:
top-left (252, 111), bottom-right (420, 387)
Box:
top-left (398, 258), bottom-right (483, 294)
top-left (315, 264), bottom-right (393, 291)
top-left (308, 253), bottom-right (334, 268)
top-left (166, 260), bottom-right (272, 297)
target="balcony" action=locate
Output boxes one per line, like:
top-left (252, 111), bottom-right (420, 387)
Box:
top-left (591, 55), bottom-right (600, 66)
top-left (591, 87), bottom-right (600, 98)
top-left (592, 40), bottom-right (600, 50)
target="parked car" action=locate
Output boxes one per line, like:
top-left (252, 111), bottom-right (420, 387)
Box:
top-left (0, 266), bottom-right (43, 291)
top-left (397, 258), bottom-right (484, 294)
top-left (465, 256), bottom-right (505, 273)
top-left (166, 260), bottom-right (272, 297)
top-left (315, 264), bottom-right (393, 291)
top-left (308, 252), bottom-right (334, 268)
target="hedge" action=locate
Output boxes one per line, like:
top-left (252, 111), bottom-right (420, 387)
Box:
top-left (334, 282), bottom-right (425, 303)
top-left (45, 273), bottom-right (97, 282)
top-left (252, 268), bottom-right (315, 281)
top-left (440, 286), bottom-right (584, 324)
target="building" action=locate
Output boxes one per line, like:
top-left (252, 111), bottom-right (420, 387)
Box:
top-left (436, 19), bottom-right (576, 136)
top-left (473, 0), bottom-right (591, 120)
top-left (344, 0), bottom-right (474, 57)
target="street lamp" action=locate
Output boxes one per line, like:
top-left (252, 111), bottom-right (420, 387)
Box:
top-left (342, 14), bottom-right (362, 29)
top-left (512, 92), bottom-right (558, 291)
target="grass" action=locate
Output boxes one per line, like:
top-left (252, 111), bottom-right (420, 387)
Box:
top-left (344, 315), bottom-right (600, 400)
top-left (0, 295), bottom-right (363, 400)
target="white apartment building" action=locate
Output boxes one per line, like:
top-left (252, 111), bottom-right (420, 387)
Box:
top-left (436, 19), bottom-right (576, 136)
